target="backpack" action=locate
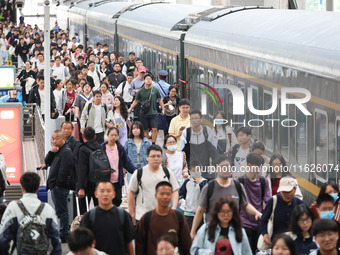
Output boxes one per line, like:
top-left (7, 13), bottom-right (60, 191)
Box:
top-left (206, 179), bottom-right (243, 212)
top-left (238, 175), bottom-right (266, 200)
top-left (182, 126), bottom-right (209, 163)
top-left (143, 210), bottom-right (183, 253)
top-left (136, 166), bottom-right (170, 193)
top-left (228, 144), bottom-right (241, 166)
top-left (87, 102), bottom-right (108, 116)
top-left (89, 206), bottom-right (125, 227)
top-left (16, 201), bottom-right (49, 255)
top-left (88, 149), bottom-right (112, 184)
top-left (121, 81), bottom-right (127, 98)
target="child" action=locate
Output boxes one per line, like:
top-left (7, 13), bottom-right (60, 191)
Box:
top-left (179, 160), bottom-right (207, 230)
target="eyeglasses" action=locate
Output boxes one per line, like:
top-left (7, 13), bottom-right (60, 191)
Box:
top-left (316, 232), bottom-right (337, 239)
top-left (298, 217), bottom-right (311, 224)
top-left (219, 210), bottom-right (232, 216)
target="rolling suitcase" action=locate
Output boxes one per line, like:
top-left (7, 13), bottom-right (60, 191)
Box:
top-left (70, 195), bottom-right (89, 232)
top-left (37, 168), bottom-right (48, 202)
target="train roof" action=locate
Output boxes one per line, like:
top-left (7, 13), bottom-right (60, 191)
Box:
top-left (185, 8), bottom-right (340, 80)
top-left (86, 2), bottom-right (135, 18)
top-left (117, 3), bottom-right (212, 40)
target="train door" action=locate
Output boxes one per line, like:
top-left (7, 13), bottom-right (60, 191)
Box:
top-left (314, 109), bottom-right (328, 183)
top-left (296, 106), bottom-right (308, 166)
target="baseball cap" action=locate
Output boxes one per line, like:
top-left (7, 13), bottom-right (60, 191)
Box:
top-left (159, 70), bottom-right (168, 76)
top-left (277, 177), bottom-right (297, 193)
top-left (138, 66), bottom-right (146, 73)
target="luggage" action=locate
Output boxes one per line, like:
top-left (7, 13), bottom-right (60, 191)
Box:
top-left (70, 195), bottom-right (89, 232)
top-left (37, 168), bottom-right (48, 202)
top-left (37, 186), bottom-right (48, 202)
top-left (47, 189), bottom-right (77, 225)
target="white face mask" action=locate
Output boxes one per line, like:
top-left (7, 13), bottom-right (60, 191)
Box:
top-left (167, 144), bottom-right (177, 152)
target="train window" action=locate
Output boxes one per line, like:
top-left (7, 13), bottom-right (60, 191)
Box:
top-left (263, 91), bottom-right (274, 151)
top-left (314, 110), bottom-right (328, 181)
top-left (296, 107), bottom-right (307, 165)
top-left (279, 100), bottom-right (289, 160)
top-left (238, 81), bottom-right (246, 124)
top-left (216, 74), bottom-right (224, 111)
top-left (227, 77), bottom-right (234, 120)
top-left (250, 85), bottom-right (260, 140)
top-left (198, 67), bottom-right (205, 83)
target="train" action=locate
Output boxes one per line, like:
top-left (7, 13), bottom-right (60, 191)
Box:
top-left (57, 1), bottom-right (340, 205)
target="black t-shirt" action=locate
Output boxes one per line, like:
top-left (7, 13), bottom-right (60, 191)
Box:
top-left (80, 206), bottom-right (136, 255)
top-left (216, 227), bottom-right (234, 255)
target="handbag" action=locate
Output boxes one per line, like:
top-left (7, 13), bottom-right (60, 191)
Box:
top-left (140, 87), bottom-right (153, 115)
top-left (257, 195), bottom-right (277, 251)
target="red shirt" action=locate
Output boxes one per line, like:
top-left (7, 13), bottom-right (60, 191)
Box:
top-left (271, 178), bottom-right (281, 196)
top-left (64, 90), bottom-right (75, 113)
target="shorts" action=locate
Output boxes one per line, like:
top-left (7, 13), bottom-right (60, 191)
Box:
top-left (140, 114), bottom-right (158, 130)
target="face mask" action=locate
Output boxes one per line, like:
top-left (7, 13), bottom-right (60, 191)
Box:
top-left (191, 172), bottom-right (201, 179)
top-left (167, 145), bottom-right (177, 152)
top-left (330, 193), bottom-right (339, 203)
top-left (320, 211), bottom-right (335, 220)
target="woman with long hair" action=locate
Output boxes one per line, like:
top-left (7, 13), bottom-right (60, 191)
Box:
top-left (62, 57), bottom-right (75, 78)
top-left (14, 60), bottom-right (36, 102)
top-left (266, 154), bottom-right (303, 199)
top-left (163, 135), bottom-right (187, 186)
top-left (163, 85), bottom-right (180, 135)
top-left (212, 111), bottom-right (237, 154)
top-left (106, 96), bottom-right (130, 146)
top-left (100, 81), bottom-right (114, 110)
top-left (124, 121), bottom-right (151, 184)
top-left (309, 180), bottom-right (340, 222)
top-left (271, 234), bottom-right (297, 255)
top-left (191, 197), bottom-right (252, 255)
top-left (101, 127), bottom-right (135, 206)
top-left (287, 204), bottom-right (317, 254)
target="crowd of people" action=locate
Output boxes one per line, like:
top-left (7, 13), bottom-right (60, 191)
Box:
top-left (0, 19), bottom-right (340, 255)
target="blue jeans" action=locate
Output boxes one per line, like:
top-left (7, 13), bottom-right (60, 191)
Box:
top-left (51, 188), bottom-right (69, 238)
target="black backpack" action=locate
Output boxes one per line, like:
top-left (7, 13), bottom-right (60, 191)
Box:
top-left (206, 179), bottom-right (243, 212)
top-left (136, 166), bottom-right (170, 195)
top-left (206, 176), bottom-right (266, 212)
top-left (87, 103), bottom-right (108, 116)
top-left (16, 201), bottom-right (49, 255)
top-left (238, 175), bottom-right (266, 200)
top-left (89, 149), bottom-right (112, 184)
top-left (143, 210), bottom-right (183, 254)
top-left (182, 126), bottom-right (209, 164)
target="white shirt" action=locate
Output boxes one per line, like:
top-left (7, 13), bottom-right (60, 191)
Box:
top-left (36, 60), bottom-right (45, 72)
top-left (128, 165), bottom-right (179, 220)
top-left (234, 146), bottom-right (249, 176)
top-left (166, 151), bottom-right (184, 184)
top-left (93, 104), bottom-right (103, 133)
top-left (0, 38), bottom-right (7, 51)
top-left (38, 88), bottom-right (45, 115)
top-left (52, 64), bottom-right (66, 81)
top-left (88, 69), bottom-right (102, 90)
top-left (53, 89), bottom-right (63, 107)
top-left (116, 81), bottom-right (133, 103)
